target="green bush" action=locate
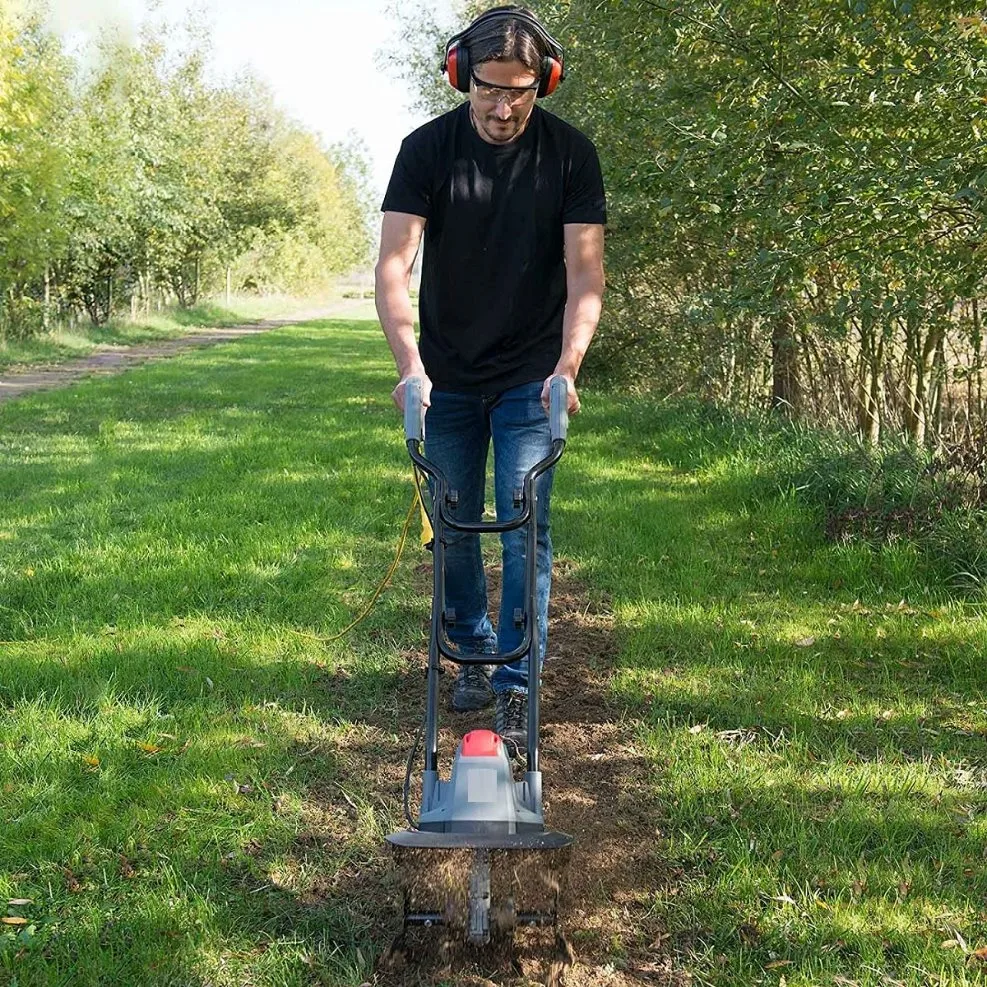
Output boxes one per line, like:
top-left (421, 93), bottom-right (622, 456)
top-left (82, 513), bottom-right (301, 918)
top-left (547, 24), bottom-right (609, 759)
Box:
top-left (784, 431), bottom-right (986, 589)
top-left (655, 400), bottom-right (987, 590)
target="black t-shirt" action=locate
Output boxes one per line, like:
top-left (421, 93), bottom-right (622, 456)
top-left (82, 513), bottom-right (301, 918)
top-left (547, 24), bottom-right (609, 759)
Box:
top-left (381, 102), bottom-right (606, 394)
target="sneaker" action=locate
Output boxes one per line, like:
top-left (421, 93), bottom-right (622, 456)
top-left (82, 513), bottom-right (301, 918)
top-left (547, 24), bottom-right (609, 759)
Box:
top-left (451, 663), bottom-right (494, 712)
top-left (495, 689), bottom-right (528, 758)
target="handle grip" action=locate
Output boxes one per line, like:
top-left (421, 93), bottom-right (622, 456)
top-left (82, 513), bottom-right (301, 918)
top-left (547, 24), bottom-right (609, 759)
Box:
top-left (549, 375), bottom-right (569, 442)
top-left (404, 377), bottom-right (424, 442)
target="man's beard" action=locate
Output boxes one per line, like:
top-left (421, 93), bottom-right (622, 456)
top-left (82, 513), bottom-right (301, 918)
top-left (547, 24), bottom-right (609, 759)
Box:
top-left (471, 107), bottom-right (532, 144)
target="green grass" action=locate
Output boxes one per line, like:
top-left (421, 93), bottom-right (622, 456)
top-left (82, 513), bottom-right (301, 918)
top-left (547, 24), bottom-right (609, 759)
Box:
top-left (560, 398), bottom-right (987, 986)
top-left (0, 319), bottom-right (418, 986)
top-left (0, 319), bottom-right (985, 985)
top-left (0, 293), bottom-right (344, 373)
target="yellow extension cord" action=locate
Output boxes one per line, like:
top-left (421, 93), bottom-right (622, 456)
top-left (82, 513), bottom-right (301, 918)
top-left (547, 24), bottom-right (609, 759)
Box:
top-left (294, 469), bottom-right (433, 644)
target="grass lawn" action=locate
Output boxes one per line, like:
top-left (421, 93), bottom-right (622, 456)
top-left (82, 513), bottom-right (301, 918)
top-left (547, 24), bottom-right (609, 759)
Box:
top-left (0, 316), bottom-right (985, 986)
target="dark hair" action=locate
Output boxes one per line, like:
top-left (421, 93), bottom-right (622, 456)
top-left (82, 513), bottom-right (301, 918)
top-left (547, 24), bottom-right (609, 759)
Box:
top-left (466, 6), bottom-right (546, 75)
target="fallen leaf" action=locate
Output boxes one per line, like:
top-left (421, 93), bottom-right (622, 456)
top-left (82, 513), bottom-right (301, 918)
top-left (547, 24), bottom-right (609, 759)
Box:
top-left (771, 893), bottom-right (797, 906)
top-left (236, 737), bottom-right (266, 749)
top-left (795, 636), bottom-right (816, 647)
top-left (968, 946), bottom-right (987, 963)
top-left (688, 723), bottom-right (706, 734)
top-left (137, 743), bottom-right (162, 755)
top-left (7, 899), bottom-right (31, 906)
top-left (765, 959), bottom-right (793, 969)
top-left (83, 756), bottom-right (100, 769)
top-left (1, 917), bottom-right (29, 926)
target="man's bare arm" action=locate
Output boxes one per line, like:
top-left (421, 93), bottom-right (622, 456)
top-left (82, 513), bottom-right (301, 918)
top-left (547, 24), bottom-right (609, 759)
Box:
top-left (375, 211), bottom-right (429, 411)
top-left (543, 222), bottom-right (605, 414)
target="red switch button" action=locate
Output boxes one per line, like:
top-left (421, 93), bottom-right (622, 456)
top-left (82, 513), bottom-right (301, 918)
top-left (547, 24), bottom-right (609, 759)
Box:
top-left (461, 729), bottom-right (502, 757)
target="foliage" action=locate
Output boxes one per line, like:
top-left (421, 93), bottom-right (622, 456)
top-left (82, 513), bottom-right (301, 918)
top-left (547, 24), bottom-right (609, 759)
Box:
top-left (0, 4), bottom-right (70, 334)
top-left (0, 8), bottom-right (374, 335)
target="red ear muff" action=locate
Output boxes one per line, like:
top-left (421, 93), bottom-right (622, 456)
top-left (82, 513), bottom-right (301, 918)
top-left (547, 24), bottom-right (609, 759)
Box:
top-left (443, 9), bottom-right (565, 98)
top-left (445, 44), bottom-right (471, 93)
top-left (538, 56), bottom-right (563, 98)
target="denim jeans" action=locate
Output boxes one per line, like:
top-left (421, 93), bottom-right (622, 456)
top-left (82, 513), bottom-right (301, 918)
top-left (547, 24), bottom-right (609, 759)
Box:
top-left (424, 380), bottom-right (554, 695)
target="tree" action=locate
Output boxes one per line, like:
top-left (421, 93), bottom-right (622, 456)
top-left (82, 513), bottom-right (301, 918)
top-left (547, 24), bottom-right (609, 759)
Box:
top-left (0, 3), bottom-right (70, 334)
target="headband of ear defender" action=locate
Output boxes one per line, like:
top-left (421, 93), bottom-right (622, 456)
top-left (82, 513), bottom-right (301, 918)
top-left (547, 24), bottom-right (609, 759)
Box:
top-left (442, 6), bottom-right (565, 99)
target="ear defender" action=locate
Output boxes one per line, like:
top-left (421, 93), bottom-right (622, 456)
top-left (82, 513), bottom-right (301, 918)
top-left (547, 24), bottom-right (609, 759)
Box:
top-left (538, 54), bottom-right (563, 97)
top-left (444, 41), bottom-right (472, 94)
top-left (442, 8), bottom-right (565, 98)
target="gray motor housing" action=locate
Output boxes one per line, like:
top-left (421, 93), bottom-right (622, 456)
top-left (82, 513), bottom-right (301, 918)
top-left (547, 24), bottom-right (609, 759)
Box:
top-left (417, 730), bottom-right (544, 835)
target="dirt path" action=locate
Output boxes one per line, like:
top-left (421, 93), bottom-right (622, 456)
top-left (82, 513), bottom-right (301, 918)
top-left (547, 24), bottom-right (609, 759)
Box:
top-left (310, 564), bottom-right (689, 987)
top-left (0, 300), bottom-right (368, 405)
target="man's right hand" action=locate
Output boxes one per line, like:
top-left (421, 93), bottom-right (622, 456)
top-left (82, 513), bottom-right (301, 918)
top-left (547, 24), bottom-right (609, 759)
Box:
top-left (392, 373), bottom-right (432, 414)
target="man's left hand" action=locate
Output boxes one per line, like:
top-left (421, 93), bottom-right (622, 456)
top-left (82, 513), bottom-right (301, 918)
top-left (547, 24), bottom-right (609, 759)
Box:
top-left (541, 374), bottom-right (580, 415)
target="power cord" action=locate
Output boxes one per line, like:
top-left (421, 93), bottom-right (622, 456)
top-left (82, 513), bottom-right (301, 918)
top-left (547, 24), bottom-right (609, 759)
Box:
top-left (291, 469), bottom-right (431, 644)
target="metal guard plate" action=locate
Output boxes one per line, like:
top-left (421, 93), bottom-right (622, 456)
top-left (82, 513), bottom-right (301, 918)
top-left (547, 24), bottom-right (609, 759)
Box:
top-left (385, 829), bottom-right (573, 851)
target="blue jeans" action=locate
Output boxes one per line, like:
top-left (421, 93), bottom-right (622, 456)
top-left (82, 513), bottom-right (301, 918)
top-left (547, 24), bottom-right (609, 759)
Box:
top-left (424, 381), bottom-right (555, 695)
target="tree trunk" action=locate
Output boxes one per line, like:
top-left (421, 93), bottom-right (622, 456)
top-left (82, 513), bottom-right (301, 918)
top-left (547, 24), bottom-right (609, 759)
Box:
top-left (972, 296), bottom-right (983, 417)
top-left (903, 312), bottom-right (925, 447)
top-left (44, 267), bottom-right (51, 332)
top-left (854, 316), bottom-right (881, 443)
top-left (226, 265), bottom-right (232, 307)
top-left (771, 308), bottom-right (799, 416)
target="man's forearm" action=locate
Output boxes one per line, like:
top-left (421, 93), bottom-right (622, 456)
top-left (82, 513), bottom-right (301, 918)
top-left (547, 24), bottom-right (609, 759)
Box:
top-left (555, 277), bottom-right (604, 379)
top-left (375, 266), bottom-right (424, 378)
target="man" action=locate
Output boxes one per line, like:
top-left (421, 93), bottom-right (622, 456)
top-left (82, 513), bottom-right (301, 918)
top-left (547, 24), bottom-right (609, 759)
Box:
top-left (375, 5), bottom-right (605, 754)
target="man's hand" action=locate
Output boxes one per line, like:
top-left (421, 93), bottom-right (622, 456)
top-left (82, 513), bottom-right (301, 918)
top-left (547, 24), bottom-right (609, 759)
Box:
top-left (392, 373), bottom-right (432, 414)
top-left (541, 373), bottom-right (579, 415)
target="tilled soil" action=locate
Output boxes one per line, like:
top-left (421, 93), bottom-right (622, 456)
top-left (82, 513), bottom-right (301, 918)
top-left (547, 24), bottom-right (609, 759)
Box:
top-left (304, 561), bottom-right (689, 987)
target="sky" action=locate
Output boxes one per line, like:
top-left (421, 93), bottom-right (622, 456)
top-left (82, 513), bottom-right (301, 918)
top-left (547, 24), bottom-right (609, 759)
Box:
top-left (46, 0), bottom-right (458, 198)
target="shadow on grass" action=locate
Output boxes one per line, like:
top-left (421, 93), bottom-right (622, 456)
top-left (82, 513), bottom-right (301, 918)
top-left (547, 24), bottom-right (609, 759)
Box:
top-left (0, 319), bottom-right (412, 985)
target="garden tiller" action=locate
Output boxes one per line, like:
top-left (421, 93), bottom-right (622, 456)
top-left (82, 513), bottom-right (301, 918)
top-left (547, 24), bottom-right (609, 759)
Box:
top-left (386, 375), bottom-right (573, 948)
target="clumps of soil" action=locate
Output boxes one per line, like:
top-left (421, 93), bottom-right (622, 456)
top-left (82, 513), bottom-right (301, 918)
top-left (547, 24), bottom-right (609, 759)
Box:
top-left (296, 560), bottom-right (688, 986)
top-left (391, 845), bottom-right (568, 929)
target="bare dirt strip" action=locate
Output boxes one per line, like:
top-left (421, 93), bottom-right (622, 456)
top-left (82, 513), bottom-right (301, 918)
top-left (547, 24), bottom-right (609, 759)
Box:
top-left (308, 564), bottom-right (689, 987)
top-left (0, 300), bottom-right (366, 404)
